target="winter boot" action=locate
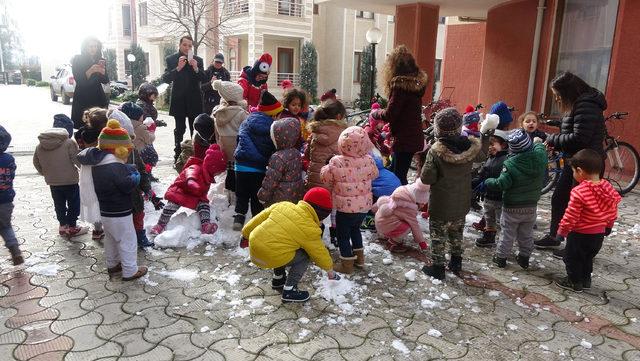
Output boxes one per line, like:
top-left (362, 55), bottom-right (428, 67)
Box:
top-left (354, 249), bottom-right (365, 269)
top-left (421, 264), bottom-right (445, 280)
top-left (122, 266), bottom-right (149, 281)
top-left (360, 214), bottom-right (376, 230)
top-left (329, 226), bottom-right (338, 247)
top-left (492, 255), bottom-right (507, 268)
top-left (472, 217), bottom-right (486, 231)
top-left (201, 222), bottom-right (219, 234)
top-left (281, 286), bottom-right (310, 303)
top-left (448, 255), bottom-right (463, 275)
top-left (272, 269), bottom-right (286, 290)
top-left (475, 231), bottom-right (496, 248)
top-left (534, 234), bottom-right (561, 249)
top-left (232, 214), bottom-right (245, 231)
top-left (333, 256), bottom-right (356, 274)
top-left (583, 275), bottom-right (592, 290)
top-left (8, 246), bottom-right (23, 266)
top-left (555, 277), bottom-right (582, 293)
top-left (150, 224), bottom-right (166, 236)
top-left (136, 230), bottom-right (155, 248)
top-left (516, 254), bottom-right (529, 269)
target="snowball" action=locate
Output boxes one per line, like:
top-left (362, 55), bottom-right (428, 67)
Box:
top-left (248, 298), bottom-right (264, 309)
top-left (427, 329), bottom-right (442, 338)
top-left (507, 324), bottom-right (518, 331)
top-left (392, 340), bottom-right (410, 355)
top-left (421, 299), bottom-right (441, 309)
top-left (200, 326), bottom-right (210, 333)
top-left (539, 344), bottom-right (550, 351)
top-left (580, 339), bottom-right (592, 349)
top-left (404, 269), bottom-right (417, 282)
top-left (382, 258), bottom-right (393, 265)
top-left (537, 325), bottom-right (549, 331)
top-left (298, 317), bottom-right (310, 324)
top-left (27, 263), bottom-right (61, 276)
top-left (314, 276), bottom-right (359, 305)
top-left (382, 292), bottom-right (395, 298)
top-left (439, 293), bottom-right (450, 300)
top-left (157, 269), bottom-right (199, 282)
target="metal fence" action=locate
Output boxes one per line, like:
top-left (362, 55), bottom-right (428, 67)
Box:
top-left (265, 0), bottom-right (304, 17)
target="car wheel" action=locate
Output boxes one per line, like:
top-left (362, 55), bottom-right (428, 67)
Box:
top-left (50, 86), bottom-right (58, 102)
top-left (62, 91), bottom-right (71, 105)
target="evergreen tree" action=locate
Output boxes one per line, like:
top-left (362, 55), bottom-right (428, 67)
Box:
top-left (128, 44), bottom-right (148, 90)
top-left (104, 49), bottom-right (118, 81)
top-left (300, 42), bottom-right (318, 102)
top-left (358, 44), bottom-right (376, 110)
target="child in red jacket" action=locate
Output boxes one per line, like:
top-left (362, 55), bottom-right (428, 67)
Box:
top-left (150, 144), bottom-right (226, 236)
top-left (555, 149), bottom-right (621, 293)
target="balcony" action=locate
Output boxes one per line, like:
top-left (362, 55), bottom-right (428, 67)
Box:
top-left (222, 0), bottom-right (249, 17)
top-left (266, 0), bottom-right (304, 17)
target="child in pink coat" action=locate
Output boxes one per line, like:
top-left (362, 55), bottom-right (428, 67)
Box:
top-left (374, 179), bottom-right (430, 253)
top-left (321, 126), bottom-right (378, 274)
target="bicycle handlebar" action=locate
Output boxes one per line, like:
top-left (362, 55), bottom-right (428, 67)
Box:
top-left (606, 112), bottom-right (629, 121)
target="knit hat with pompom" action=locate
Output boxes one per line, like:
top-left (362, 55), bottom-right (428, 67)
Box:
top-left (98, 119), bottom-right (133, 160)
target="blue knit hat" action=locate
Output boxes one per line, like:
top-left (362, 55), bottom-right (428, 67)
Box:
top-left (490, 101), bottom-right (513, 129)
top-left (462, 111), bottom-right (480, 126)
top-left (53, 114), bottom-right (74, 138)
top-left (508, 129), bottom-right (533, 153)
top-left (119, 102), bottom-right (144, 122)
top-left (0, 125), bottom-right (11, 153)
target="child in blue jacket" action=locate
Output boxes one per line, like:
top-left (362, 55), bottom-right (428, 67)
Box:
top-left (0, 126), bottom-right (23, 265)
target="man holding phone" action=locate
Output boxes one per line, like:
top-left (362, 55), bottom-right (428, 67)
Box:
top-left (162, 36), bottom-right (207, 161)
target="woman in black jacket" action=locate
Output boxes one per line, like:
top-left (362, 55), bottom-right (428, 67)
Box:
top-left (70, 37), bottom-right (109, 129)
top-left (535, 72), bottom-right (606, 250)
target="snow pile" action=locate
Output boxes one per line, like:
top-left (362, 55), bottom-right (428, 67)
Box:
top-left (211, 269), bottom-right (242, 286)
top-left (298, 329), bottom-right (311, 340)
top-left (421, 299), bottom-right (441, 309)
top-left (392, 339), bottom-right (410, 355)
top-left (404, 269), bottom-right (417, 282)
top-left (427, 329), bottom-right (442, 338)
top-left (27, 263), bottom-right (61, 276)
top-left (629, 224), bottom-right (640, 235)
top-left (157, 268), bottom-right (199, 282)
top-left (152, 211), bottom-right (202, 249)
top-left (139, 274), bottom-right (158, 287)
top-left (314, 276), bottom-right (360, 305)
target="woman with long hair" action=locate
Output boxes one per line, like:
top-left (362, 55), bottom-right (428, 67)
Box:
top-left (371, 45), bottom-right (428, 185)
top-left (535, 71), bottom-right (606, 251)
top-left (70, 37), bottom-right (110, 129)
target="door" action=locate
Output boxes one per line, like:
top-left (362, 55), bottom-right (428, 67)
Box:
top-left (277, 47), bottom-right (294, 85)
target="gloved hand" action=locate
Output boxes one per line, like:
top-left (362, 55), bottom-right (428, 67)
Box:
top-left (239, 237), bottom-right (249, 249)
top-left (474, 181), bottom-right (487, 194)
top-left (480, 113), bottom-right (500, 134)
top-left (151, 195), bottom-right (165, 210)
top-left (605, 227), bottom-right (612, 236)
top-left (128, 168), bottom-right (141, 186)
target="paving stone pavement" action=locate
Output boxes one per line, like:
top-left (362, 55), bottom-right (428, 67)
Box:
top-left (1, 129), bottom-right (640, 360)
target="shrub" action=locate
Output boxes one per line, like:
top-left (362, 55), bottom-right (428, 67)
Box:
top-left (36, 81), bottom-right (49, 87)
top-left (26, 79), bottom-right (36, 86)
top-left (118, 91), bottom-right (139, 102)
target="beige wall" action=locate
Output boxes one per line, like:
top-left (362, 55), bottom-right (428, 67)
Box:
top-left (263, 38), bottom-right (301, 74)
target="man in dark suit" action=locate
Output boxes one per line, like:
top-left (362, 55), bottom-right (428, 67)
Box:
top-left (162, 36), bottom-right (208, 160)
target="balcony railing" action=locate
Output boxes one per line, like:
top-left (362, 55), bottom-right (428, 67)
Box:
top-left (228, 71), bottom-right (300, 90)
top-left (222, 0), bottom-right (249, 17)
top-left (266, 0), bottom-right (304, 17)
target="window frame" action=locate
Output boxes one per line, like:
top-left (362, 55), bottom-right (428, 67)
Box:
top-left (353, 51), bottom-right (362, 83)
top-left (139, 2), bottom-right (148, 27)
top-left (122, 4), bottom-right (132, 36)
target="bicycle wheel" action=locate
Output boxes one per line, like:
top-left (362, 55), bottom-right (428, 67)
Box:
top-left (604, 141), bottom-right (640, 195)
top-left (541, 157), bottom-right (562, 195)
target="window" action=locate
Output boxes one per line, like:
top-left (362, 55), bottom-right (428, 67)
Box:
top-left (434, 59), bottom-right (442, 82)
top-left (278, 0), bottom-right (302, 17)
top-left (139, 2), bottom-right (148, 26)
top-left (388, 15), bottom-right (395, 23)
top-left (179, 0), bottom-right (190, 17)
top-left (548, 0), bottom-right (619, 114)
top-left (144, 52), bottom-right (150, 76)
top-left (438, 16), bottom-right (446, 24)
top-left (353, 52), bottom-right (362, 83)
top-left (224, 0), bottom-right (249, 16)
top-left (313, 4), bottom-right (319, 15)
top-left (356, 11), bottom-right (374, 19)
top-left (122, 4), bottom-right (131, 36)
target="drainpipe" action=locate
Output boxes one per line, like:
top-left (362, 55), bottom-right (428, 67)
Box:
top-left (526, 0), bottom-right (546, 111)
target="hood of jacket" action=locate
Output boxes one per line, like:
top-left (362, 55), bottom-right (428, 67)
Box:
top-left (38, 128), bottom-right (71, 150)
top-left (77, 147), bottom-right (109, 166)
top-left (271, 118), bottom-right (300, 150)
top-left (581, 179), bottom-right (622, 213)
top-left (338, 126), bottom-right (373, 157)
top-left (388, 70), bottom-right (428, 95)
top-left (575, 88), bottom-right (608, 113)
top-left (214, 102), bottom-right (249, 124)
top-left (430, 136), bottom-right (481, 164)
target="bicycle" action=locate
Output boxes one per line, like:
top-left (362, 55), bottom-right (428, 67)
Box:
top-left (540, 112), bottom-right (639, 195)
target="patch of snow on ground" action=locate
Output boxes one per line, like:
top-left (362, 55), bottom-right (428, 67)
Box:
top-left (427, 329), bottom-right (442, 337)
top-left (298, 317), bottom-right (310, 324)
top-left (392, 339), bottom-right (410, 354)
top-left (298, 329), bottom-right (311, 340)
top-left (248, 298), bottom-right (264, 309)
top-left (404, 269), bottom-right (417, 282)
top-left (27, 263), bottom-right (61, 276)
top-left (157, 268), bottom-right (199, 282)
top-left (507, 324), bottom-right (518, 331)
top-left (629, 224), bottom-right (640, 235)
top-left (580, 339), bottom-right (592, 349)
top-left (421, 299), bottom-right (441, 309)
top-left (314, 275), bottom-right (360, 305)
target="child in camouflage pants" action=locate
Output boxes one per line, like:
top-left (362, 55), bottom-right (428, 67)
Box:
top-left (420, 108), bottom-right (496, 280)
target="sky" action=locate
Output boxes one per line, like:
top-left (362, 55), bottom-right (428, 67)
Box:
top-left (6, 0), bottom-right (109, 65)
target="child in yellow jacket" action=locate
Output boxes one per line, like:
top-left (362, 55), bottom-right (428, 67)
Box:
top-left (242, 187), bottom-right (340, 303)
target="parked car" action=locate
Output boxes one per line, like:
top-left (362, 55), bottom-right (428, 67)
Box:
top-left (49, 64), bottom-right (110, 104)
top-left (110, 81), bottom-right (129, 97)
top-left (9, 71), bottom-right (22, 85)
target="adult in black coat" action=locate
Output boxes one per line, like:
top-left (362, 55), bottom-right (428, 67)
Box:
top-left (70, 37), bottom-right (109, 129)
top-left (201, 53), bottom-right (231, 114)
top-left (535, 71), bottom-right (607, 250)
top-left (162, 36), bottom-right (208, 159)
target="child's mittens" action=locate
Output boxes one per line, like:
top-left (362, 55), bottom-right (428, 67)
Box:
top-left (480, 113), bottom-right (500, 134)
top-left (151, 195), bottom-right (165, 210)
top-left (328, 271), bottom-right (341, 281)
top-left (125, 164), bottom-right (141, 186)
top-left (418, 241), bottom-right (428, 252)
top-left (239, 237), bottom-right (249, 249)
top-left (201, 222), bottom-right (218, 234)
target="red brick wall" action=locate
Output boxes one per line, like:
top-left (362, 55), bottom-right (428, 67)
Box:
top-left (440, 23), bottom-right (486, 110)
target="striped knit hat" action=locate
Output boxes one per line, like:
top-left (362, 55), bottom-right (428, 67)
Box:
top-left (98, 119), bottom-right (133, 160)
top-left (508, 129), bottom-right (533, 153)
top-left (258, 91), bottom-right (283, 117)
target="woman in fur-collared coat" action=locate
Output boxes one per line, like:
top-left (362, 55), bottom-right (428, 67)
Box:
top-left (371, 45), bottom-right (428, 185)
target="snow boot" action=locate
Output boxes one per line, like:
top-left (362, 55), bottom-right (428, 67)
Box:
top-left (421, 264), bottom-right (445, 280)
top-left (8, 246), bottom-right (23, 266)
top-left (354, 249), bottom-right (365, 269)
top-left (281, 286), bottom-right (310, 303)
top-left (136, 230), bottom-right (154, 248)
top-left (516, 254), bottom-right (529, 269)
top-left (448, 255), bottom-right (462, 275)
top-left (333, 256), bottom-right (356, 274)
top-left (555, 277), bottom-right (582, 293)
top-left (492, 255), bottom-right (507, 268)
top-left (475, 231), bottom-right (496, 248)
top-left (329, 226), bottom-right (338, 247)
top-left (232, 214), bottom-right (245, 231)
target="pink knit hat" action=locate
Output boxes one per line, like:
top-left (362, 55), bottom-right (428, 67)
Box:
top-left (407, 179), bottom-right (430, 204)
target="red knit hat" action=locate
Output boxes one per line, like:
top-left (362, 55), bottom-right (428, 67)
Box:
top-left (464, 104), bottom-right (475, 114)
top-left (303, 187), bottom-right (332, 210)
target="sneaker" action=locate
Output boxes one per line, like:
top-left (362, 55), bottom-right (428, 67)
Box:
top-left (360, 215), bottom-right (376, 230)
top-left (534, 234), bottom-right (561, 249)
top-left (8, 246), bottom-right (24, 266)
top-left (232, 214), bottom-right (245, 231)
top-left (281, 287), bottom-right (310, 303)
top-left (67, 226), bottom-right (89, 238)
top-left (150, 224), bottom-right (166, 236)
top-left (122, 266), bottom-right (149, 281)
top-left (555, 277), bottom-right (582, 293)
top-left (516, 254), bottom-right (529, 269)
top-left (552, 248), bottom-right (565, 260)
top-left (201, 222), bottom-right (219, 234)
top-left (136, 230), bottom-right (155, 248)
top-left (492, 255), bottom-right (507, 268)
top-left (58, 225), bottom-right (69, 236)
top-left (92, 230), bottom-right (105, 241)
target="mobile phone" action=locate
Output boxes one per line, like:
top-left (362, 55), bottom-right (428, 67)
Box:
top-left (187, 49), bottom-right (194, 62)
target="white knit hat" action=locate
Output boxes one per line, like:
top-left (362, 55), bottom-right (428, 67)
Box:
top-left (108, 109), bottom-right (135, 139)
top-left (213, 80), bottom-right (244, 103)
